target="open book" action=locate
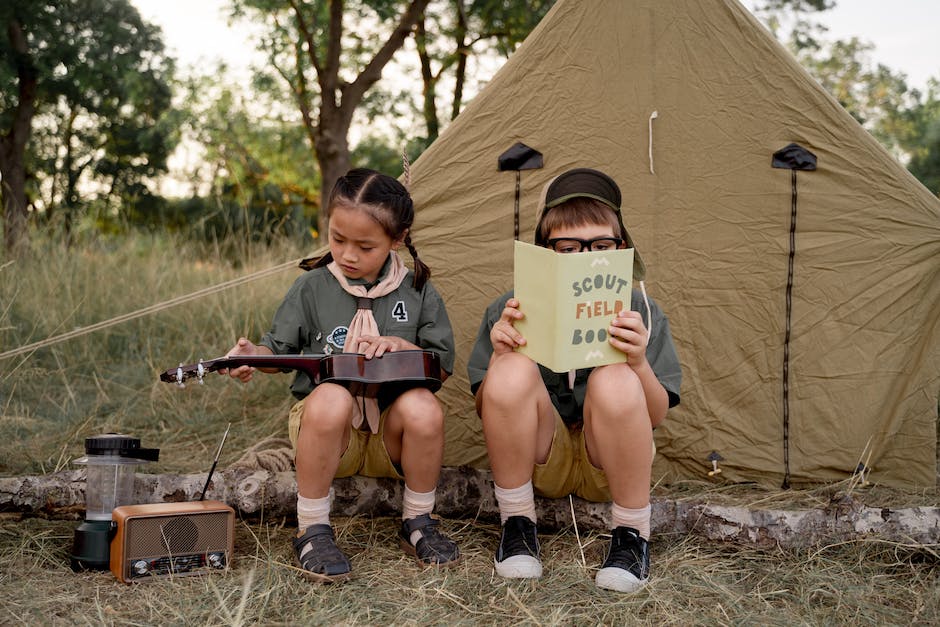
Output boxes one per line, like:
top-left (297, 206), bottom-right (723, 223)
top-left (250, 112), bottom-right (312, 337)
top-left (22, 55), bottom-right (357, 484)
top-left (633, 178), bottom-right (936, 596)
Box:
top-left (513, 240), bottom-right (634, 373)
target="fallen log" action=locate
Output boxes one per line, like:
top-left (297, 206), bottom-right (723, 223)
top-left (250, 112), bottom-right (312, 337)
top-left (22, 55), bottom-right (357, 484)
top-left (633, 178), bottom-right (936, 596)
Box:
top-left (1, 467), bottom-right (937, 549)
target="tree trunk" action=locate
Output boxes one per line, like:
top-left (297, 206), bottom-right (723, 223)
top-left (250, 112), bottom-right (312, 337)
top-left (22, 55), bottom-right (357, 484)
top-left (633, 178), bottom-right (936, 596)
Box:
top-left (415, 16), bottom-right (440, 145)
top-left (1, 16), bottom-right (38, 257)
top-left (314, 118), bottom-right (351, 239)
top-left (293, 0), bottom-right (430, 243)
top-left (0, 152), bottom-right (29, 256)
top-left (2, 467), bottom-right (937, 549)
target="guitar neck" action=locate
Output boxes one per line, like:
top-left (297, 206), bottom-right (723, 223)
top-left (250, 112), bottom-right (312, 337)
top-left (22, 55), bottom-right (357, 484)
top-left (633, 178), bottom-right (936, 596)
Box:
top-left (160, 351), bottom-right (443, 397)
top-left (212, 355), bottom-right (325, 379)
top-left (161, 354), bottom-right (326, 384)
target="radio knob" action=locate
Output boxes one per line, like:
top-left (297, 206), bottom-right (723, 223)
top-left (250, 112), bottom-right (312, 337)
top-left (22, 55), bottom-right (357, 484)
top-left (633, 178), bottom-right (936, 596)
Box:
top-left (133, 560), bottom-right (150, 575)
top-left (207, 552), bottom-right (225, 568)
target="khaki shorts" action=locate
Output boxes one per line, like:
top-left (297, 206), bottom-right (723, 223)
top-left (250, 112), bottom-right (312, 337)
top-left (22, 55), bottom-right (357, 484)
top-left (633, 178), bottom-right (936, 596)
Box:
top-left (533, 409), bottom-right (656, 503)
top-left (288, 400), bottom-right (404, 480)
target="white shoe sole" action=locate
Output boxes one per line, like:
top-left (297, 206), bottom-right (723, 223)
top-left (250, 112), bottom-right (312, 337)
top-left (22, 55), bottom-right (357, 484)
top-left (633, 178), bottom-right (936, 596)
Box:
top-left (595, 567), bottom-right (647, 592)
top-left (494, 555), bottom-right (542, 578)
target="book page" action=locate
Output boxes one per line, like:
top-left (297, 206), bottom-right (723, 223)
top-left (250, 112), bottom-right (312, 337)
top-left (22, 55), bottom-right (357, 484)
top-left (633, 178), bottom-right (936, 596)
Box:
top-left (513, 241), bottom-right (558, 370)
top-left (514, 241), bottom-right (634, 372)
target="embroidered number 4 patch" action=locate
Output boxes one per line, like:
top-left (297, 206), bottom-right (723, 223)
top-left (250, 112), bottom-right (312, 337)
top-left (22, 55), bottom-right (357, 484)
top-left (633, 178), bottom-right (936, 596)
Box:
top-left (391, 300), bottom-right (408, 322)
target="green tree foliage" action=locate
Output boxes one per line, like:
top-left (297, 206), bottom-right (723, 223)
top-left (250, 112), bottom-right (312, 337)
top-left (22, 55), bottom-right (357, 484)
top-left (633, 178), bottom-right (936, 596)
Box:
top-left (884, 80), bottom-right (940, 194)
top-left (413, 0), bottom-right (555, 149)
top-left (749, 0), bottom-right (834, 47)
top-left (230, 0), bottom-right (431, 239)
top-left (750, 0), bottom-right (940, 195)
top-left (169, 74), bottom-right (319, 245)
top-left (796, 39), bottom-right (940, 194)
top-left (0, 0), bottom-right (176, 254)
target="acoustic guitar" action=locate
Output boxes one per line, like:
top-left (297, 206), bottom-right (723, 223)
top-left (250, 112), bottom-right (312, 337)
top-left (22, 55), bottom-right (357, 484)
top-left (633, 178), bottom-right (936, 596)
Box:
top-left (160, 350), bottom-right (443, 398)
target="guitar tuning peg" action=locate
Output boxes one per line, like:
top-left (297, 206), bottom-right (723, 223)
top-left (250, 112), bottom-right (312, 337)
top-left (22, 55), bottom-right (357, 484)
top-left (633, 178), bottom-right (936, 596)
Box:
top-left (175, 364), bottom-right (186, 388)
top-left (197, 360), bottom-right (206, 384)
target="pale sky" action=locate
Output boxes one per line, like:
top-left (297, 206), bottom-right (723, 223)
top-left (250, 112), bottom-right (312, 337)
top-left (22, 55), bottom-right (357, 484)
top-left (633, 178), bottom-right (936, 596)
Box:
top-left (133, 0), bottom-right (940, 92)
top-left (807, 0), bottom-right (939, 91)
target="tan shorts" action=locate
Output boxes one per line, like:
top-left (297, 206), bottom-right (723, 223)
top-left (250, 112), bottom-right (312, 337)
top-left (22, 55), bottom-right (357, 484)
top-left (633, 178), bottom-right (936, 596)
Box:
top-left (288, 400), bottom-right (404, 481)
top-left (533, 409), bottom-right (656, 503)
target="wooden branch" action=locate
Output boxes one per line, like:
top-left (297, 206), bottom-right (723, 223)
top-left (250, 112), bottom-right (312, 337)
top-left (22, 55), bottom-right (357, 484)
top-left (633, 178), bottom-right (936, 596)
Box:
top-left (2, 468), bottom-right (937, 549)
top-left (345, 0), bottom-right (432, 107)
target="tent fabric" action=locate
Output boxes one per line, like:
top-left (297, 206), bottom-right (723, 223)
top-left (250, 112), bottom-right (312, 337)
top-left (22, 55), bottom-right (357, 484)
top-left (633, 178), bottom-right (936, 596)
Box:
top-left (406, 0), bottom-right (940, 488)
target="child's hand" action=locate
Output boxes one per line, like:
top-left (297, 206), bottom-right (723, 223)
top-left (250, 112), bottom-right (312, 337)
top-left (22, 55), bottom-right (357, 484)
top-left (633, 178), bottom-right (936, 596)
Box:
top-left (355, 335), bottom-right (418, 359)
top-left (222, 337), bottom-right (259, 383)
top-left (608, 310), bottom-right (648, 366)
top-left (491, 297), bottom-right (526, 355)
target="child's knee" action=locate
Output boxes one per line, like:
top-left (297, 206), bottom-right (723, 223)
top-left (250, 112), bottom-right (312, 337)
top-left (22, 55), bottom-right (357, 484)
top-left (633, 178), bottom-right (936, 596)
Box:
top-left (302, 384), bottom-right (354, 433)
top-left (588, 365), bottom-right (646, 415)
top-left (396, 389), bottom-right (445, 435)
top-left (483, 352), bottom-right (542, 402)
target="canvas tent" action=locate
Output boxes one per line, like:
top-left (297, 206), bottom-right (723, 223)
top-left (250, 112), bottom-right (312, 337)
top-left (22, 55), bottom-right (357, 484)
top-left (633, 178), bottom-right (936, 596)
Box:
top-left (406, 0), bottom-right (940, 488)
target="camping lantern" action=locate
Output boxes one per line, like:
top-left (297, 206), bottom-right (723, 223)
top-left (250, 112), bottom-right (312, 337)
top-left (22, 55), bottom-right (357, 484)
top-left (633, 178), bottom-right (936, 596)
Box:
top-left (70, 433), bottom-right (159, 571)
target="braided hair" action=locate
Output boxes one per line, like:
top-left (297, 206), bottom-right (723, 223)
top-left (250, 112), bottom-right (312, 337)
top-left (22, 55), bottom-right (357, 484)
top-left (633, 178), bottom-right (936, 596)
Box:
top-left (310, 168), bottom-right (431, 290)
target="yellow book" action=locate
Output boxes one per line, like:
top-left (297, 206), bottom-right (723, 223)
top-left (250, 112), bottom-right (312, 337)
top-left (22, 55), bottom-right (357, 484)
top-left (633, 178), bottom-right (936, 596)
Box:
top-left (513, 241), bottom-right (634, 373)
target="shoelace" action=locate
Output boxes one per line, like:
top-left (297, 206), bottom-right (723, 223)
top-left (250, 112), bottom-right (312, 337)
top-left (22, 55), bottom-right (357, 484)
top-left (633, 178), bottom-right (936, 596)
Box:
top-left (604, 529), bottom-right (646, 573)
top-left (501, 518), bottom-right (538, 556)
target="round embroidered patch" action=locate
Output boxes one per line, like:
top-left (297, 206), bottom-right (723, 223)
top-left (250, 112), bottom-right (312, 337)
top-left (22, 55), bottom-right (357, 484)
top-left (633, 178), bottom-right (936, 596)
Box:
top-left (326, 326), bottom-right (348, 350)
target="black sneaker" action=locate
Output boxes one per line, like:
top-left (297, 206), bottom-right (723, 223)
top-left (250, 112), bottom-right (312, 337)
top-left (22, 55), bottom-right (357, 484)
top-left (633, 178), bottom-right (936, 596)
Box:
top-left (495, 515), bottom-right (542, 578)
top-left (595, 526), bottom-right (649, 592)
top-left (292, 524), bottom-right (351, 583)
top-left (399, 513), bottom-right (461, 566)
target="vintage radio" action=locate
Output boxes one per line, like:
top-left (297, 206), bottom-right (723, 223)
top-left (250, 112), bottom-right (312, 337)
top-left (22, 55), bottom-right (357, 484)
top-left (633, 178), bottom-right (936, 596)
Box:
top-left (110, 500), bottom-right (235, 583)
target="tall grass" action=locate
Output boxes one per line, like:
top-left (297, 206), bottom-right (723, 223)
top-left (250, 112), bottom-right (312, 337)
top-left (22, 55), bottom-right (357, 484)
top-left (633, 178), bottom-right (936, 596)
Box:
top-left (0, 232), bottom-right (309, 475)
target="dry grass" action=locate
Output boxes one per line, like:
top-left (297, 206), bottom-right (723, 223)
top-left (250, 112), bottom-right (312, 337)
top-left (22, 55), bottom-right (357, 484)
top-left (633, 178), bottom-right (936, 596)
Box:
top-left (1, 233), bottom-right (938, 625)
top-left (0, 234), bottom-right (300, 476)
top-left (0, 514), bottom-right (937, 625)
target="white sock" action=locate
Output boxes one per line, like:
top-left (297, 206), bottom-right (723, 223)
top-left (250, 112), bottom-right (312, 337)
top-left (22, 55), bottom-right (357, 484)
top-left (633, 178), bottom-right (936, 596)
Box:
top-left (296, 491), bottom-right (332, 562)
top-left (611, 502), bottom-right (651, 540)
top-left (494, 480), bottom-right (537, 525)
top-left (402, 485), bottom-right (436, 546)
top-left (297, 491), bottom-right (331, 532)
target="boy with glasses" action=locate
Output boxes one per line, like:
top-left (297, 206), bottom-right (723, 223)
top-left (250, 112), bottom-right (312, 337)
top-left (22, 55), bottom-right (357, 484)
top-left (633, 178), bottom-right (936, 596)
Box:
top-left (467, 167), bottom-right (681, 592)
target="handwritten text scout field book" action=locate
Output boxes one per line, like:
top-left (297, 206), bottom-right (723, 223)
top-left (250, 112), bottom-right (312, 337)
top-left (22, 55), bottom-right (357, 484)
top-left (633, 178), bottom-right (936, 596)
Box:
top-left (513, 241), bottom-right (634, 373)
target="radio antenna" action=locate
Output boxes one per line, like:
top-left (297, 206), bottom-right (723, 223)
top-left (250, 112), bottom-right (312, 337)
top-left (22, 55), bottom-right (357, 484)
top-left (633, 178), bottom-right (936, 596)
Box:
top-left (199, 422), bottom-right (231, 501)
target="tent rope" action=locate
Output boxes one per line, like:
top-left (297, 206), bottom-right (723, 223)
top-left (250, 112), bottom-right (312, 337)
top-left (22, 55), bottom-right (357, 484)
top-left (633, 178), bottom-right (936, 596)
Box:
top-left (402, 146), bottom-right (412, 190)
top-left (0, 257), bottom-right (306, 362)
top-left (227, 436), bottom-right (294, 472)
top-left (648, 110), bottom-right (658, 174)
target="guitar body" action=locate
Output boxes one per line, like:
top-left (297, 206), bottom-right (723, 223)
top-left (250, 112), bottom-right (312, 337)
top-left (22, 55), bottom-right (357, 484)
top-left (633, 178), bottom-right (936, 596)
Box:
top-left (318, 351), bottom-right (442, 397)
top-left (161, 350), bottom-right (442, 398)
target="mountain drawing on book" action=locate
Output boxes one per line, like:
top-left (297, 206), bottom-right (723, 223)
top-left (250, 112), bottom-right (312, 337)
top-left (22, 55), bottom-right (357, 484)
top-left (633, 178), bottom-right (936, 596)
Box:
top-left (513, 240), bottom-right (634, 373)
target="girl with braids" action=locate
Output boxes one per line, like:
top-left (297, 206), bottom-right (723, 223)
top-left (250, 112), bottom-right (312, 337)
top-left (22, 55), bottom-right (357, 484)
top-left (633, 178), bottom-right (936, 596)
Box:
top-left (224, 168), bottom-right (459, 582)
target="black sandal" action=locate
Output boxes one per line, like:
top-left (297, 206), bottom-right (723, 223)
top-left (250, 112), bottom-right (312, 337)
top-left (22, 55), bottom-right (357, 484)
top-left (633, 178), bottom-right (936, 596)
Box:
top-left (292, 524), bottom-right (352, 583)
top-left (399, 513), bottom-right (461, 566)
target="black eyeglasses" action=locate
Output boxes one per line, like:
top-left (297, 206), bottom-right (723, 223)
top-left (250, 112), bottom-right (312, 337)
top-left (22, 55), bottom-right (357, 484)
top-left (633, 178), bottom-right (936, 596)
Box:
top-left (546, 237), bottom-right (623, 254)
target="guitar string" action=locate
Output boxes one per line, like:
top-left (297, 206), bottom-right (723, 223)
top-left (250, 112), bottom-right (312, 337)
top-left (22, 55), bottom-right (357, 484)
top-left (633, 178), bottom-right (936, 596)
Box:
top-left (0, 256), bottom-right (309, 362)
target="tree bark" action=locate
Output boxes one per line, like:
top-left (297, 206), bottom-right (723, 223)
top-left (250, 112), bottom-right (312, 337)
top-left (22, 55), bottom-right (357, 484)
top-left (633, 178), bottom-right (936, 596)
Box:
top-left (2, 468), bottom-right (937, 549)
top-left (289, 0), bottom-right (431, 239)
top-left (1, 16), bottom-right (38, 256)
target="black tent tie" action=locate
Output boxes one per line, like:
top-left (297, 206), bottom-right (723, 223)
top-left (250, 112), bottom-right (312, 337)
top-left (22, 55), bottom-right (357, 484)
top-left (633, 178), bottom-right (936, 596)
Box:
top-left (771, 143), bottom-right (817, 490)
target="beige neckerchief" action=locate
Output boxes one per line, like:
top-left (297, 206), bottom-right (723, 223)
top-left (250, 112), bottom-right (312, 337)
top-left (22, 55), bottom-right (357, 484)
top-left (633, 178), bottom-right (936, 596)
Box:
top-left (326, 252), bottom-right (408, 433)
